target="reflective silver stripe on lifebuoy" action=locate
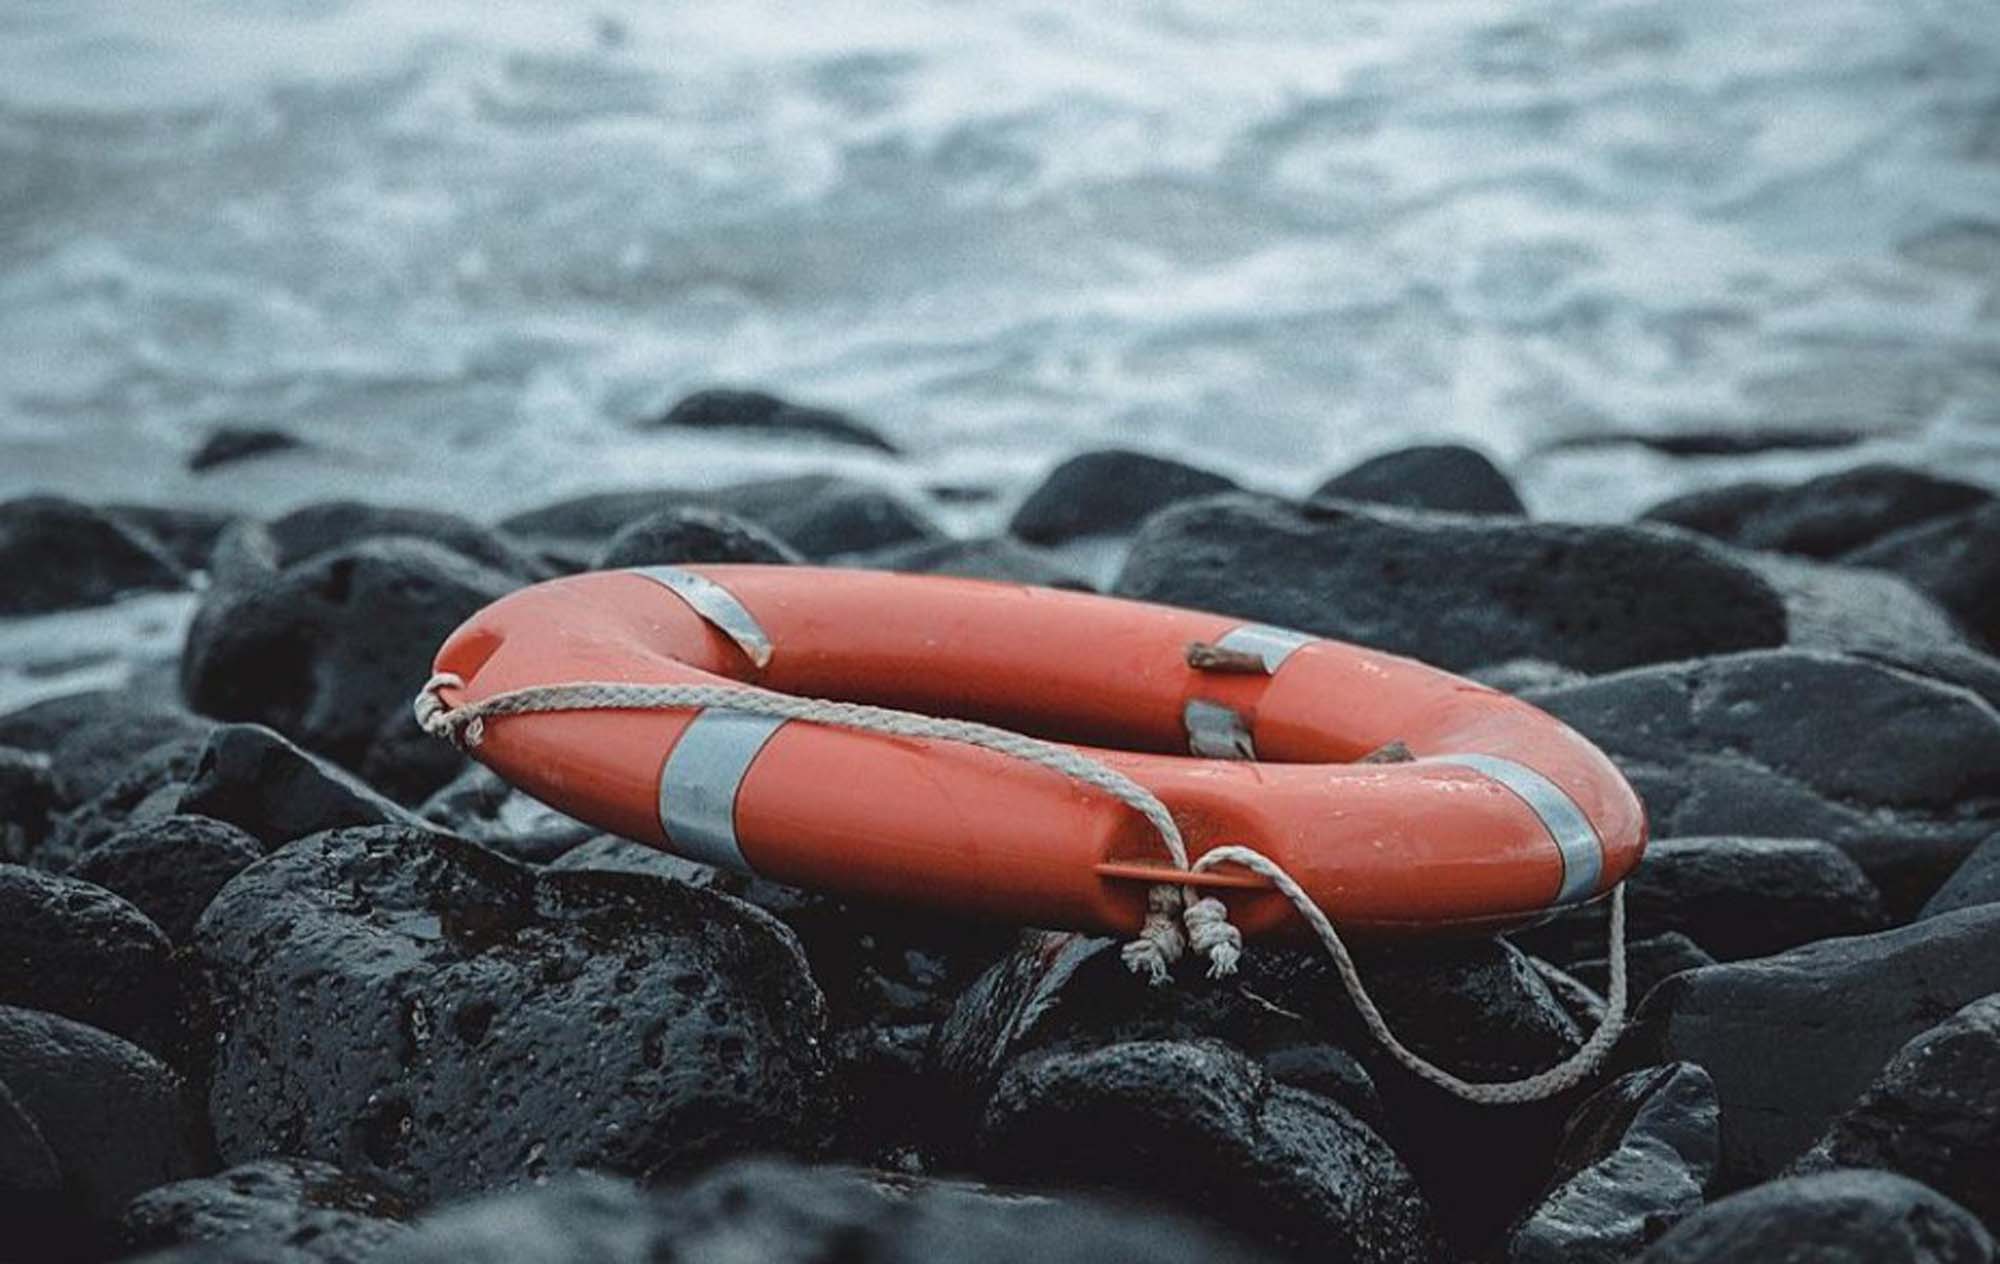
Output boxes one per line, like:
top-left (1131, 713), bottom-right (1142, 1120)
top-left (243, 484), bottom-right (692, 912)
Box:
top-left (629, 566), bottom-right (774, 668)
top-left (1424, 753), bottom-right (1604, 906)
top-left (1213, 623), bottom-right (1316, 674)
top-left (1185, 699), bottom-right (1257, 760)
top-left (657, 710), bottom-right (787, 871)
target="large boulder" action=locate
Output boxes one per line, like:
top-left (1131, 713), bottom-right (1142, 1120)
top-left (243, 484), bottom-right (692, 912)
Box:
top-left (373, 1159), bottom-right (1277, 1264)
top-left (845, 536), bottom-right (1094, 590)
top-left (1115, 495), bottom-right (1786, 672)
top-left (1740, 551), bottom-right (1973, 661)
top-left (1515, 836), bottom-right (1888, 963)
top-left (1625, 904), bottom-right (2000, 1184)
top-left (1532, 651), bottom-right (2000, 913)
top-left (266, 502), bottom-right (550, 582)
top-left (1634, 1170), bottom-right (1993, 1264)
top-left (1008, 449), bottom-right (1237, 544)
top-left (67, 816), bottom-right (264, 944)
top-left (1507, 1063), bottom-right (1718, 1264)
top-left (121, 1158), bottom-right (410, 1264)
top-left (0, 1005), bottom-right (203, 1225)
top-left (1848, 501), bottom-right (2000, 650)
top-left (593, 507), bottom-right (802, 570)
top-left (0, 866), bottom-right (175, 1050)
top-left (640, 388), bottom-right (899, 454)
top-left (0, 495), bottom-right (189, 615)
top-left (176, 723), bottom-right (422, 848)
top-left (195, 826), bottom-right (833, 1203)
top-left (1310, 444), bottom-right (1525, 516)
top-left (977, 1040), bottom-right (1442, 1263)
top-left (1641, 464), bottom-right (1993, 559)
top-left (501, 475), bottom-right (939, 560)
top-left (0, 691), bottom-right (214, 810)
top-left (1924, 831), bottom-right (2000, 919)
top-left (179, 538), bottom-right (516, 770)
top-left (1792, 993), bottom-right (2000, 1234)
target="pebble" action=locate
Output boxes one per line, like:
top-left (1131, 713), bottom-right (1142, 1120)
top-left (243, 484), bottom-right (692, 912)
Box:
top-left (1115, 494), bottom-right (1786, 672)
top-left (1507, 1063), bottom-right (1718, 1264)
top-left (1310, 443), bottom-right (1526, 515)
top-left (1634, 1170), bottom-right (1993, 1264)
top-left (1626, 903), bottom-right (2000, 1184)
top-left (195, 825), bottom-right (833, 1203)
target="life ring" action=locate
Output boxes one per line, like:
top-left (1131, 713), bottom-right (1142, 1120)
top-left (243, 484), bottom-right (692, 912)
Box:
top-left (418, 565), bottom-right (1645, 941)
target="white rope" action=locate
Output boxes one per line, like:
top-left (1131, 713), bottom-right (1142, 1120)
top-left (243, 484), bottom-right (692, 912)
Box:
top-left (415, 671), bottom-right (1627, 1104)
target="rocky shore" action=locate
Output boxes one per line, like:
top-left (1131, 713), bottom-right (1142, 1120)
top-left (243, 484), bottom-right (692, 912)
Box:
top-left (2, 419), bottom-right (1998, 1263)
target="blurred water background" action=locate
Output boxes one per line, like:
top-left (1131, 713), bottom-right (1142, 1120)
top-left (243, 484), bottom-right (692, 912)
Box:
top-left (3, 0), bottom-right (1998, 525)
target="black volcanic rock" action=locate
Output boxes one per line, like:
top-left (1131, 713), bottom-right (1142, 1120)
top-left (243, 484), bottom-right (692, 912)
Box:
top-left (418, 765), bottom-right (596, 865)
top-left (0, 865), bottom-right (175, 1050)
top-left (594, 506), bottom-right (802, 569)
top-left (1625, 904), bottom-right (2000, 1184)
top-left (122, 1158), bottom-right (410, 1264)
top-left (846, 535), bottom-right (1094, 589)
top-left (39, 737), bottom-right (208, 870)
top-left (1009, 449), bottom-right (1237, 544)
top-left (0, 746), bottom-right (53, 863)
top-left (1115, 494), bottom-right (1787, 672)
top-left (0, 495), bottom-right (189, 615)
top-left (0, 1005), bottom-right (202, 1223)
top-left (188, 426), bottom-right (306, 473)
top-left (1532, 651), bottom-right (2000, 913)
top-left (1792, 993), bottom-right (2000, 1234)
top-left (1849, 501), bottom-right (2000, 650)
top-left (177, 723), bottom-right (422, 848)
top-left (374, 1159), bottom-right (1278, 1264)
top-left (179, 538), bottom-right (515, 770)
top-left (1310, 444), bottom-right (1525, 516)
top-left (644, 388), bottom-right (899, 454)
top-left (1634, 1170), bottom-right (1993, 1264)
top-left (1507, 1063), bottom-right (1718, 1264)
top-left (107, 505), bottom-right (239, 574)
top-left (67, 815), bottom-right (264, 943)
top-left (267, 501), bottom-right (550, 582)
top-left (977, 1039), bottom-right (1443, 1264)
top-left (1567, 933), bottom-right (1715, 1007)
top-left (195, 826), bottom-right (832, 1202)
top-left (1642, 464), bottom-right (1992, 558)
top-left (502, 475), bottom-right (939, 560)
top-left (1924, 831), bottom-right (2000, 919)
top-left (1516, 836), bottom-right (1888, 963)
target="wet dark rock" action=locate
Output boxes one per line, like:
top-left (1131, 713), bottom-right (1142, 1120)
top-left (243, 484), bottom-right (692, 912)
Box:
top-left (0, 1005), bottom-right (203, 1223)
top-left (1924, 831), bottom-right (2000, 919)
top-left (418, 765), bottom-right (596, 865)
top-left (1742, 551), bottom-right (1973, 660)
top-left (268, 500), bottom-right (549, 582)
top-left (1848, 642), bottom-right (2000, 715)
top-left (357, 705), bottom-right (468, 808)
top-left (644, 388), bottom-right (900, 454)
top-left (1792, 993), bottom-right (2000, 1233)
top-left (0, 746), bottom-right (54, 863)
top-left (0, 865), bottom-right (175, 1049)
top-left (375, 1159), bottom-right (1277, 1264)
top-left (0, 495), bottom-right (190, 615)
top-left (1626, 904), bottom-right (2000, 1183)
top-left (1849, 501), bottom-right (2000, 650)
top-left (108, 505), bottom-right (240, 574)
top-left (1469, 658), bottom-right (1588, 694)
top-left (1532, 651), bottom-right (2000, 913)
top-left (846, 536), bottom-right (1094, 589)
top-left (188, 426), bottom-right (307, 473)
top-left (978, 1039), bottom-right (1442, 1263)
top-left (594, 506), bottom-right (803, 569)
top-left (1568, 425), bottom-right (1868, 457)
top-left (1640, 463), bottom-right (1993, 559)
top-left (1634, 1170), bottom-right (1994, 1263)
top-left (195, 825), bottom-right (832, 1202)
top-left (1116, 494), bottom-right (1786, 672)
top-left (0, 1076), bottom-right (62, 1199)
top-left (68, 816), bottom-right (264, 944)
top-left (1517, 836), bottom-right (1889, 963)
top-left (936, 929), bottom-right (1582, 1253)
top-left (39, 737), bottom-right (208, 870)
top-left (1310, 443), bottom-right (1526, 516)
top-left (1507, 1062), bottom-right (1718, 1264)
top-left (177, 723), bottom-right (422, 848)
top-left (1568, 933), bottom-right (1715, 1008)
top-left (180, 538), bottom-right (515, 770)
top-left (502, 475), bottom-right (939, 560)
top-left (122, 1158), bottom-right (410, 1264)
top-left (38, 695), bottom-right (216, 810)
top-left (1008, 449), bottom-right (1238, 544)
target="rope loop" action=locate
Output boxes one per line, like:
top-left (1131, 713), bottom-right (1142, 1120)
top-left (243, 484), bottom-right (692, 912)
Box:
top-left (412, 673), bottom-right (1627, 1104)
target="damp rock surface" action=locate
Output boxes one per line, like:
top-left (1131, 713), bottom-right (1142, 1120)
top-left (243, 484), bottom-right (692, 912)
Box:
top-left (1633, 1169), bottom-right (1994, 1264)
top-left (1310, 444), bottom-right (1525, 516)
top-left (642, 388), bottom-right (900, 454)
top-left (1641, 463), bottom-right (1993, 559)
top-left (0, 865), bottom-right (176, 1050)
top-left (67, 815), bottom-right (265, 943)
top-left (121, 1158), bottom-right (410, 1264)
top-left (593, 505), bottom-right (803, 569)
top-left (1008, 448), bottom-right (1238, 544)
top-left (0, 495), bottom-right (190, 615)
top-left (194, 825), bottom-right (834, 1203)
top-left (177, 723), bottom-right (422, 847)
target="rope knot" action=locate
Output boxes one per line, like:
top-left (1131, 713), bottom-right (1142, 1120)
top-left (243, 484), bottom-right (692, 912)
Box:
top-left (1184, 896), bottom-right (1242, 978)
top-left (1120, 884), bottom-right (1187, 985)
top-left (413, 672), bottom-right (483, 749)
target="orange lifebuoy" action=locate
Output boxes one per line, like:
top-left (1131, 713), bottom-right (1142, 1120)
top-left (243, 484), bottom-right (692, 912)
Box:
top-left (423, 565), bottom-right (1646, 940)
